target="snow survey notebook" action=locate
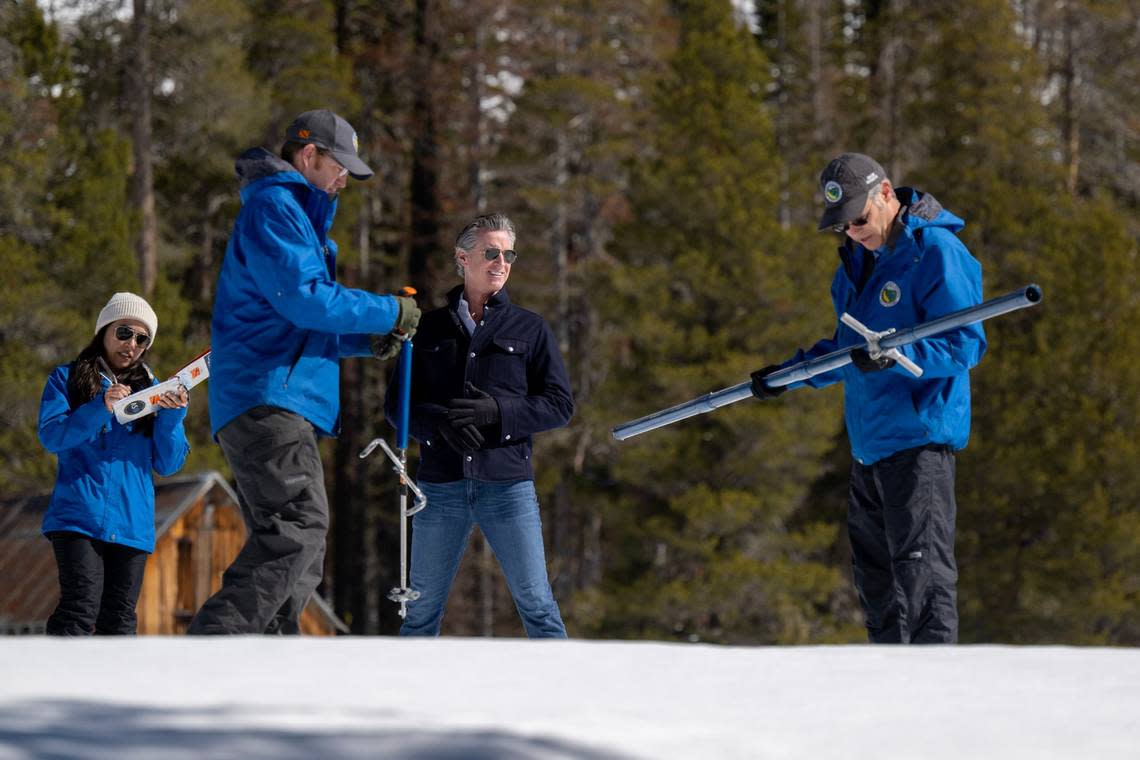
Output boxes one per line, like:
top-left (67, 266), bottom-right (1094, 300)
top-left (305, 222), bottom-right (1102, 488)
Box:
top-left (112, 348), bottom-right (211, 425)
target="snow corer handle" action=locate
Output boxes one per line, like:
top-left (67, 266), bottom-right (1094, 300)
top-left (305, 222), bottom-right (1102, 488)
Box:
top-left (359, 286), bottom-right (426, 619)
top-left (612, 284), bottom-right (1044, 441)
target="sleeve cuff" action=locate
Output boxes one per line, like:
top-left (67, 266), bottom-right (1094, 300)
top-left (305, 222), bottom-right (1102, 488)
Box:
top-left (497, 396), bottom-right (520, 443)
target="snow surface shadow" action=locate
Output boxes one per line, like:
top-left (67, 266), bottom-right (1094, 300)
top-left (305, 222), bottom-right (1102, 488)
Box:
top-left (0, 699), bottom-right (636, 760)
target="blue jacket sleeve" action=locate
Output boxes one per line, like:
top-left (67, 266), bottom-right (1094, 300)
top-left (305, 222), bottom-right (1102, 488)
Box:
top-left (775, 271), bottom-right (849, 390)
top-left (151, 404), bottom-right (190, 477)
top-left (339, 333), bottom-right (374, 358)
top-left (240, 197), bottom-right (400, 336)
top-left (496, 320), bottom-right (574, 441)
top-left (38, 367), bottom-right (111, 454)
top-left (893, 232), bottom-right (987, 378)
top-left (779, 330), bottom-right (846, 390)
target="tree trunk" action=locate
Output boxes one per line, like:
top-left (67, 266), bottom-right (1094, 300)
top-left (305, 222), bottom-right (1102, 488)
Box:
top-left (332, 361), bottom-right (367, 632)
top-left (129, 0), bottom-right (157, 298)
top-left (469, 19), bottom-right (488, 213)
top-left (1060, 0), bottom-right (1080, 195)
top-left (877, 0), bottom-right (904, 168)
top-left (410, 0), bottom-right (441, 303)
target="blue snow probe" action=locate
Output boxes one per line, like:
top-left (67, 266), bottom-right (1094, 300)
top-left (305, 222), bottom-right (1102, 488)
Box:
top-left (396, 338), bottom-right (412, 451)
top-left (359, 287), bottom-right (428, 619)
top-left (612, 284), bottom-right (1043, 442)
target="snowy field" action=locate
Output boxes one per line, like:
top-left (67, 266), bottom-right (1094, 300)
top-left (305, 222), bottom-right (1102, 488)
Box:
top-left (0, 638), bottom-right (1137, 759)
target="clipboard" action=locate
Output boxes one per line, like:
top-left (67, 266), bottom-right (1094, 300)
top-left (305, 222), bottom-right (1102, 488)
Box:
top-left (112, 349), bottom-right (211, 424)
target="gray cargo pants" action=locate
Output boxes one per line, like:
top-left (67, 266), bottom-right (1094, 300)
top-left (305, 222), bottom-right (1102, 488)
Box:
top-left (188, 406), bottom-right (328, 635)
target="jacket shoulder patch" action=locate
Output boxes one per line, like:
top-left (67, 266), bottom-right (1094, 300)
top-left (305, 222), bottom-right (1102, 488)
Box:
top-left (880, 281), bottom-right (902, 307)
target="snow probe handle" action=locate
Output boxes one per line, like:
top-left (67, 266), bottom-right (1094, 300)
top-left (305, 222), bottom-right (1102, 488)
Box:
top-left (395, 287), bottom-right (416, 451)
top-left (839, 313), bottom-right (924, 377)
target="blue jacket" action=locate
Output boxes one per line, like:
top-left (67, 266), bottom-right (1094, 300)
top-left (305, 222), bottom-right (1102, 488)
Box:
top-left (386, 285), bottom-right (574, 482)
top-left (38, 363), bottom-right (190, 552)
top-left (783, 189), bottom-right (986, 465)
top-left (209, 148), bottom-right (400, 437)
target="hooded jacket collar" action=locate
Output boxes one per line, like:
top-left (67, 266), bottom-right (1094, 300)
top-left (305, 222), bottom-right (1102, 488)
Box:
top-left (234, 147), bottom-right (338, 238)
top-left (837, 187), bottom-right (965, 290)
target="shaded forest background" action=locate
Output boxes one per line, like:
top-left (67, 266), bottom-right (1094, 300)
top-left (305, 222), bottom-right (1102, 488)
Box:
top-left (2, 0), bottom-right (1137, 643)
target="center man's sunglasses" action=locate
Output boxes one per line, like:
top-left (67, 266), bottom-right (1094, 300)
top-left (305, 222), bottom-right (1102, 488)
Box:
top-left (483, 247), bottom-right (518, 264)
top-left (114, 325), bottom-right (151, 347)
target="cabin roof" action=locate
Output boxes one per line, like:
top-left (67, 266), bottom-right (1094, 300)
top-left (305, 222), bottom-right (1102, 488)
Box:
top-left (0, 471), bottom-right (347, 634)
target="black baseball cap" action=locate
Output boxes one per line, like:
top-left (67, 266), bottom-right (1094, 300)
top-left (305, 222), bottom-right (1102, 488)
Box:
top-left (285, 109), bottom-right (373, 180)
top-left (817, 153), bottom-right (887, 230)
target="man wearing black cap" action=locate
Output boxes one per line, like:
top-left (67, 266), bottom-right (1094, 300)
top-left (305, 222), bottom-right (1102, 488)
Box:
top-left (189, 109), bottom-right (421, 635)
top-left (750, 153), bottom-right (987, 644)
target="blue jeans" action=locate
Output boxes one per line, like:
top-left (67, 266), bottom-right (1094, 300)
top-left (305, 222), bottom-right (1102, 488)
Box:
top-left (400, 479), bottom-right (566, 638)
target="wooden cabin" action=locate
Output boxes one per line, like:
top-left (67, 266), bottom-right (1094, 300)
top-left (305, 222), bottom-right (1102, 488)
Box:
top-left (0, 471), bottom-right (347, 636)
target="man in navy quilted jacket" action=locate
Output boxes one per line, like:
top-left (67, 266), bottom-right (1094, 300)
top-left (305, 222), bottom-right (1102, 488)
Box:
top-left (385, 213), bottom-right (574, 637)
top-left (751, 153), bottom-right (986, 644)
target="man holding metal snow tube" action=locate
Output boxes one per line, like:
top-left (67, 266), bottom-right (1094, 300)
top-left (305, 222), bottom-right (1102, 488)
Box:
top-left (750, 153), bottom-right (986, 644)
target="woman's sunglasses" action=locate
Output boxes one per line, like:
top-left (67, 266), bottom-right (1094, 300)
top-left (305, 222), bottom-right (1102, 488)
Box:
top-left (114, 325), bottom-right (151, 347)
top-left (483, 247), bottom-right (518, 264)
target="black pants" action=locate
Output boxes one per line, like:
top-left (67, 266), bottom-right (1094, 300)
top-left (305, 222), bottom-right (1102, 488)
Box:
top-left (46, 531), bottom-right (148, 636)
top-left (188, 406), bottom-right (328, 635)
top-left (848, 444), bottom-right (958, 644)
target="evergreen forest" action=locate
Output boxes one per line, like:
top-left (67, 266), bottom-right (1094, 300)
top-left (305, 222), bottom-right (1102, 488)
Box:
top-left (2, 0), bottom-right (1137, 643)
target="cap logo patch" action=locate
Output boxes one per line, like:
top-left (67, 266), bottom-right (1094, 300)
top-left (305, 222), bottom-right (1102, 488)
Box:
top-left (352, 132), bottom-right (359, 152)
top-left (298, 129), bottom-right (311, 139)
top-left (824, 180), bottom-right (843, 204)
top-left (880, 281), bottom-right (901, 307)
top-left (864, 172), bottom-right (879, 184)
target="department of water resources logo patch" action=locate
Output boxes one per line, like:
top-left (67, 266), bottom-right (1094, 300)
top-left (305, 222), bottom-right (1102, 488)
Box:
top-left (824, 180), bottom-right (843, 204)
top-left (880, 281), bottom-right (901, 307)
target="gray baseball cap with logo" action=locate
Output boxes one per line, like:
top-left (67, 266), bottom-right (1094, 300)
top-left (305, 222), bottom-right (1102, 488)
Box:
top-left (285, 109), bottom-right (373, 180)
top-left (817, 153), bottom-right (887, 231)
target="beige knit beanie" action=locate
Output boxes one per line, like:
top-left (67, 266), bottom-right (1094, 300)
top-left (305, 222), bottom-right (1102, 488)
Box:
top-left (94, 292), bottom-right (158, 347)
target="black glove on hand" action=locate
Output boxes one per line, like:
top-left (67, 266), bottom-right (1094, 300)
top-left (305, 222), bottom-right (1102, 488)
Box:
top-left (750, 365), bottom-right (788, 400)
top-left (395, 296), bottom-right (422, 337)
top-left (437, 421), bottom-right (485, 453)
top-left (371, 333), bottom-right (403, 361)
top-left (447, 383), bottom-right (501, 428)
top-left (850, 347), bottom-right (897, 372)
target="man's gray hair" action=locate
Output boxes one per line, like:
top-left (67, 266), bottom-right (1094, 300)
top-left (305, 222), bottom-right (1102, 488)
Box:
top-left (454, 213), bottom-right (516, 276)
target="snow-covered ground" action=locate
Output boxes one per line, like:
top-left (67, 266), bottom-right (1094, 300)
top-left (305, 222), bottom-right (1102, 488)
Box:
top-left (0, 638), bottom-right (1136, 759)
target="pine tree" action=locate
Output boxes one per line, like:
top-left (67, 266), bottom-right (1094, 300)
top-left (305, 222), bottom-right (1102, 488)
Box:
top-left (588, 0), bottom-right (856, 643)
top-left (0, 2), bottom-right (138, 489)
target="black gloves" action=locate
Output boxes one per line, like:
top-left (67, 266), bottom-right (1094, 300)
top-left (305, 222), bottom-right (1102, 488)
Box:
top-left (372, 295), bottom-right (423, 360)
top-left (750, 365), bottom-right (787, 400)
top-left (850, 347), bottom-right (896, 372)
top-left (437, 420), bottom-right (484, 453)
top-left (437, 383), bottom-right (499, 455)
top-left (447, 383), bottom-right (500, 428)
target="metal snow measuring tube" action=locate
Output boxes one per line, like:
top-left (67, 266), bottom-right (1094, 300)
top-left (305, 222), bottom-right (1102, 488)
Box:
top-left (612, 284), bottom-right (1043, 442)
top-left (359, 290), bottom-right (427, 619)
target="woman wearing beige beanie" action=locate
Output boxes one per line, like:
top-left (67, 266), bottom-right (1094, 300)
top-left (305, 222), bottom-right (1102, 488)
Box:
top-left (36, 292), bottom-right (191, 635)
